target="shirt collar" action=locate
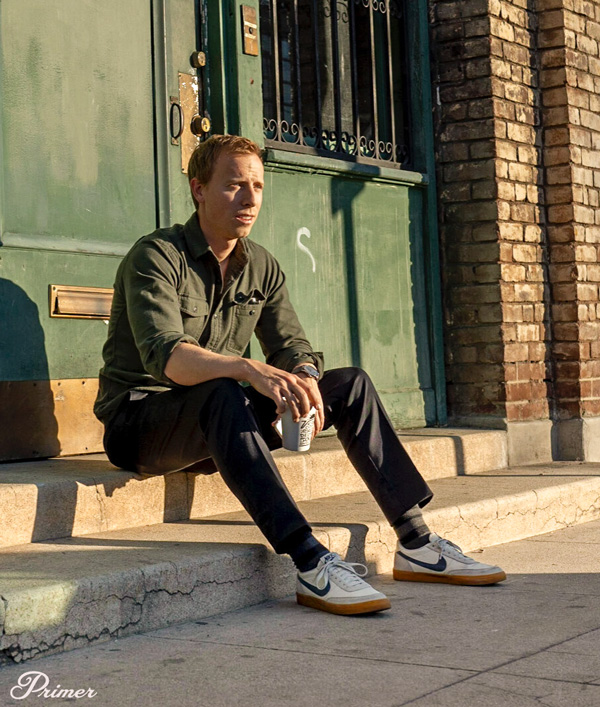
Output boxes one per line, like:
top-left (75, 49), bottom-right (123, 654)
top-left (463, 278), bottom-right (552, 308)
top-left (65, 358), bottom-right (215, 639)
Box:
top-left (183, 212), bottom-right (211, 260)
top-left (183, 211), bottom-right (249, 267)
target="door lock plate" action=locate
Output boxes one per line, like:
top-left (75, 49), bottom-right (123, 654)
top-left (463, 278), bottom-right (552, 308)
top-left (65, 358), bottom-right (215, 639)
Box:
top-left (178, 72), bottom-right (201, 174)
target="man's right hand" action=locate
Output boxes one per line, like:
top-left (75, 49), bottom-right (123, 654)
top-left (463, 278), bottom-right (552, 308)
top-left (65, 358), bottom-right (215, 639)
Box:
top-left (243, 359), bottom-right (314, 422)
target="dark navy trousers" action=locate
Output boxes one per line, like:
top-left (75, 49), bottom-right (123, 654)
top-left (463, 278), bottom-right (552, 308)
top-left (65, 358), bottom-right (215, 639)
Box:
top-left (103, 367), bottom-right (433, 553)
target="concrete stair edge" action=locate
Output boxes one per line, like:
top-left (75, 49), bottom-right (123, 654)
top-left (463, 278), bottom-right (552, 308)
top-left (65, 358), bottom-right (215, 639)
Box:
top-left (0, 428), bottom-right (508, 548)
top-left (1, 466), bottom-right (599, 665)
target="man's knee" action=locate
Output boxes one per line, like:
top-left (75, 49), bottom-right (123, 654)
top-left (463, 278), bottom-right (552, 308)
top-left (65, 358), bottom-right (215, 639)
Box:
top-left (185, 378), bottom-right (249, 416)
top-left (184, 378), bottom-right (258, 441)
top-left (192, 377), bottom-right (245, 397)
top-left (325, 366), bottom-right (373, 390)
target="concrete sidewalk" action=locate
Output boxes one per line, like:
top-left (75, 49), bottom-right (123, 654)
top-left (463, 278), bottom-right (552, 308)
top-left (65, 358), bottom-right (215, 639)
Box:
top-left (1, 521), bottom-right (599, 706)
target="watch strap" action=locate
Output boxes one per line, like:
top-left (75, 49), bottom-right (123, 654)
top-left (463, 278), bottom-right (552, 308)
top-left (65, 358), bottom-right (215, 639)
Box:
top-left (295, 364), bottom-right (320, 380)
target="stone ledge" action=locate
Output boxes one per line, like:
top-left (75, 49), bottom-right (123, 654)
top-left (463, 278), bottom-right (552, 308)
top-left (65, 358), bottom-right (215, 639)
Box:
top-left (0, 428), bottom-right (507, 548)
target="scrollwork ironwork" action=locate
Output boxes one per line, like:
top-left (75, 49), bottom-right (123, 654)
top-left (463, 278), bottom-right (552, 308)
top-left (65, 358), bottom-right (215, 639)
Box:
top-left (265, 117), bottom-right (407, 165)
top-left (378, 141), bottom-right (394, 161)
top-left (353, 0), bottom-right (387, 14)
top-left (261, 0), bottom-right (409, 168)
top-left (324, 0), bottom-right (349, 22)
top-left (340, 132), bottom-right (359, 156)
top-left (359, 135), bottom-right (376, 158)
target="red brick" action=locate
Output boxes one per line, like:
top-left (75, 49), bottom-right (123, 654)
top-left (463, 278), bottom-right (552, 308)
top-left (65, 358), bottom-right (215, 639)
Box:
top-left (555, 361), bottom-right (581, 379)
top-left (505, 381), bottom-right (533, 401)
top-left (553, 322), bottom-right (580, 340)
top-left (582, 399), bottom-right (600, 415)
top-left (504, 343), bottom-right (530, 362)
top-left (555, 400), bottom-right (583, 418)
top-left (555, 380), bottom-right (581, 398)
top-left (552, 302), bottom-right (578, 321)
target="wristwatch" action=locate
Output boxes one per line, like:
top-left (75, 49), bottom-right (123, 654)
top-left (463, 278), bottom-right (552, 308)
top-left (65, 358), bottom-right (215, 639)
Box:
top-left (294, 364), bottom-right (320, 380)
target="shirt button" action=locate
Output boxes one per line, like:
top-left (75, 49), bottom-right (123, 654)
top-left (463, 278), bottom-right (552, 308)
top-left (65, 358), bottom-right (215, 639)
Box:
top-left (250, 310), bottom-right (256, 315)
top-left (193, 306), bottom-right (198, 312)
top-left (213, 314), bottom-right (218, 319)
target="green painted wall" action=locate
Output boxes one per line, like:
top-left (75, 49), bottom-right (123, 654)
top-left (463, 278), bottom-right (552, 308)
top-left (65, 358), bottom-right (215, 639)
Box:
top-left (0, 0), bottom-right (164, 387)
top-left (252, 164), bottom-right (433, 427)
top-left (0, 0), bottom-right (156, 248)
top-left (0, 249), bottom-right (120, 380)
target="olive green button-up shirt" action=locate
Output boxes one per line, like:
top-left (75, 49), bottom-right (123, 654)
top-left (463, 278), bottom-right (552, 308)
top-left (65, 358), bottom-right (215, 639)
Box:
top-left (94, 213), bottom-right (323, 424)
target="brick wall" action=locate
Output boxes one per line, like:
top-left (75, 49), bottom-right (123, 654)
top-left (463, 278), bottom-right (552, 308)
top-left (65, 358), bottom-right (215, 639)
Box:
top-left (430, 0), bottom-right (600, 454)
top-left (491, 0), bottom-right (551, 424)
top-left (431, 0), bottom-right (500, 420)
top-left (430, 0), bottom-right (551, 425)
top-left (539, 0), bottom-right (600, 421)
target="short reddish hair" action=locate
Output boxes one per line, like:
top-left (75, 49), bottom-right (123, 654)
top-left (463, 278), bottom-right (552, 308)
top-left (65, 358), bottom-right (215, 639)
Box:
top-left (187, 135), bottom-right (264, 207)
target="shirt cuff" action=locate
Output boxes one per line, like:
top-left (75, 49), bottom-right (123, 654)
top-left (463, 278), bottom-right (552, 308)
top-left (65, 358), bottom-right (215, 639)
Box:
top-left (144, 334), bottom-right (200, 385)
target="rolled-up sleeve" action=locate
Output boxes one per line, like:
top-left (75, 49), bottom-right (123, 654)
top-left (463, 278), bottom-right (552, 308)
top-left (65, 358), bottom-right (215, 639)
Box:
top-left (255, 263), bottom-right (324, 376)
top-left (122, 241), bottom-right (199, 384)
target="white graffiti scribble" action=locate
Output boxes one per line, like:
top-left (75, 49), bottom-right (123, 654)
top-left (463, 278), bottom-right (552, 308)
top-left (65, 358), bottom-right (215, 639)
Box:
top-left (296, 227), bottom-right (316, 273)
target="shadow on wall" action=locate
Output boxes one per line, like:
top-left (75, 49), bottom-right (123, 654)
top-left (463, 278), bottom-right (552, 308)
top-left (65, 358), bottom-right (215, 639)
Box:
top-left (0, 278), bottom-right (60, 460)
top-left (330, 177), bottom-right (365, 369)
top-left (408, 187), bottom-right (437, 426)
top-left (330, 175), bottom-right (437, 426)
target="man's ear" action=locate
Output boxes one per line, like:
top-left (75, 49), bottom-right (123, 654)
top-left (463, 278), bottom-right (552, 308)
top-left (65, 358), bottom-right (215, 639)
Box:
top-left (190, 177), bottom-right (205, 205)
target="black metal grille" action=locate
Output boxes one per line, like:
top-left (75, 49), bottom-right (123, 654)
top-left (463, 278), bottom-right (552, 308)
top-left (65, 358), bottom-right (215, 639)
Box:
top-left (260, 0), bottom-right (411, 168)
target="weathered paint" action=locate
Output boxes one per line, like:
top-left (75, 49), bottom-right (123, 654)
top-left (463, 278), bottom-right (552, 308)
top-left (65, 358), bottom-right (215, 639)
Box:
top-left (0, 0), bottom-right (159, 392)
top-left (223, 0), bottom-right (264, 144)
top-left (157, 0), bottom-right (202, 224)
top-left (408, 1), bottom-right (447, 425)
top-left (0, 0), bottom-right (156, 248)
top-left (0, 0), bottom-right (197, 385)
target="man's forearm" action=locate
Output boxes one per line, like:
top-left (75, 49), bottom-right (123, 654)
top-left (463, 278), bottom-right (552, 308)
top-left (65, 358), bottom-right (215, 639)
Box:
top-left (164, 342), bottom-right (252, 386)
top-left (164, 342), bottom-right (318, 422)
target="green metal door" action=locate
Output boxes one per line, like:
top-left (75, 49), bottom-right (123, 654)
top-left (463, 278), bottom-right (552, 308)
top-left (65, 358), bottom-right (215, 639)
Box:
top-left (0, 0), bottom-right (204, 459)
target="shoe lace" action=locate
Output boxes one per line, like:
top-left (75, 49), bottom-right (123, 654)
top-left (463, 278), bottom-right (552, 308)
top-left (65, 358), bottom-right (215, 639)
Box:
top-left (435, 538), bottom-right (469, 561)
top-left (315, 555), bottom-right (369, 591)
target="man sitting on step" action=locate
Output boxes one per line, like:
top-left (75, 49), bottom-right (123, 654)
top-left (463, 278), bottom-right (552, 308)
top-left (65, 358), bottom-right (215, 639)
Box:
top-left (94, 134), bottom-right (506, 616)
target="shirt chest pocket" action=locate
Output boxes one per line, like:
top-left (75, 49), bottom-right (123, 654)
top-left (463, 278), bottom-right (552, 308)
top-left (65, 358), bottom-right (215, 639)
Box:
top-left (227, 296), bottom-right (265, 355)
top-left (179, 294), bottom-right (209, 340)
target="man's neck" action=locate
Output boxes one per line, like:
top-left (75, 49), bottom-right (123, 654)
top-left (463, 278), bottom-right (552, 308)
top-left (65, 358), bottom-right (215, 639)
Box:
top-left (197, 213), bottom-right (237, 263)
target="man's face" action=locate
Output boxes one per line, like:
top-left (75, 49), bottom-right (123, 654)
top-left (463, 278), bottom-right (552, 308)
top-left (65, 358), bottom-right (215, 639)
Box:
top-left (192, 152), bottom-right (264, 245)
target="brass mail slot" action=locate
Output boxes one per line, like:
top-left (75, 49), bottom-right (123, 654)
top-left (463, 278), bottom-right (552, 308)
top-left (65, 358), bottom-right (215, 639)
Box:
top-left (49, 285), bottom-right (114, 319)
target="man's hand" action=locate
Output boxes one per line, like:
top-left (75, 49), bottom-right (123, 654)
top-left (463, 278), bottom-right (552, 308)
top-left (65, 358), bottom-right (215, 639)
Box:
top-left (164, 346), bottom-right (324, 436)
top-left (243, 360), bottom-right (315, 423)
top-left (294, 372), bottom-right (325, 438)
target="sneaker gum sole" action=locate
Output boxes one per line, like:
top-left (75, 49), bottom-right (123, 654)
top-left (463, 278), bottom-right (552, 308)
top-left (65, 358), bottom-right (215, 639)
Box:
top-left (393, 568), bottom-right (507, 586)
top-left (296, 593), bottom-right (391, 615)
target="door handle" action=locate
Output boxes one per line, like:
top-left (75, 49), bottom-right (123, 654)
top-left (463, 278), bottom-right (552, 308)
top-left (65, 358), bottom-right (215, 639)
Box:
top-left (169, 100), bottom-right (184, 143)
top-left (190, 115), bottom-right (211, 136)
top-left (190, 51), bottom-right (207, 68)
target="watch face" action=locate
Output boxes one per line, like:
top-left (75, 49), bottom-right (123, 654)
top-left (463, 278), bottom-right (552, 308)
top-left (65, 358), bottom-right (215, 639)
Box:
top-left (300, 365), bottom-right (319, 378)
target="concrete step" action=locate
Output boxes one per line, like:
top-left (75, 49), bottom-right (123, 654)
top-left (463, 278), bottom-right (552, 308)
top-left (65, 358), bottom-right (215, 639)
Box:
top-left (1, 462), bottom-right (599, 664)
top-left (0, 428), bottom-right (507, 548)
